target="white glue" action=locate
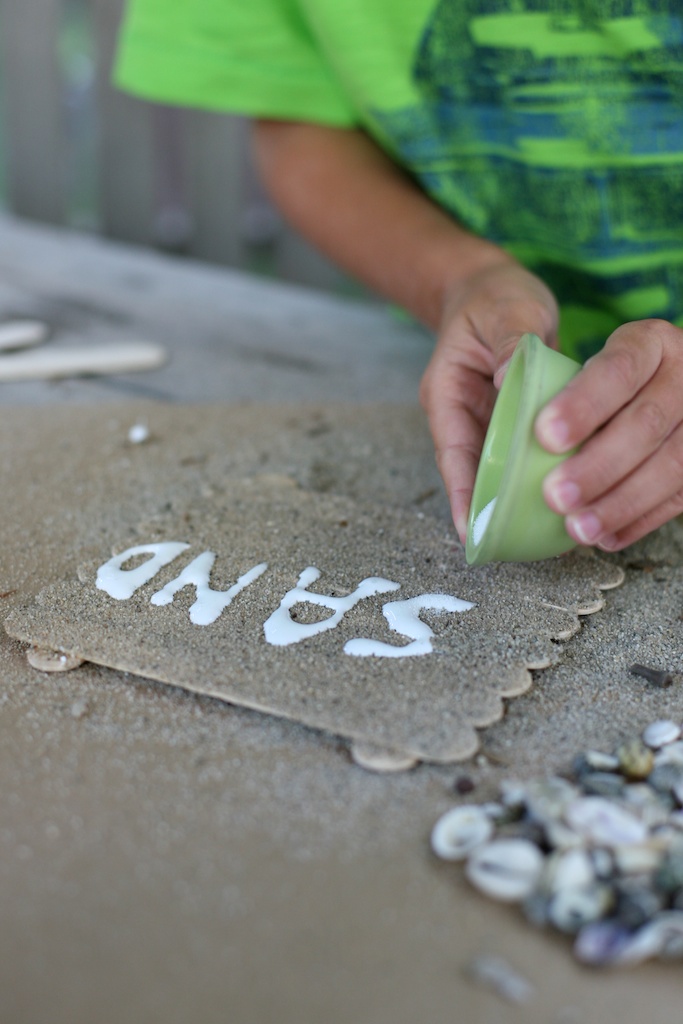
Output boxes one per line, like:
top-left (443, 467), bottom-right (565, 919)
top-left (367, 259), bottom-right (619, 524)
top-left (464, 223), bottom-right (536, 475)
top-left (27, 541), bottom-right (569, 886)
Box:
top-left (96, 542), bottom-right (267, 625)
top-left (472, 497), bottom-right (497, 546)
top-left (345, 594), bottom-right (474, 658)
top-left (95, 545), bottom-right (477, 658)
top-left (263, 567), bottom-right (400, 646)
top-left (150, 552), bottom-right (268, 626)
top-left (96, 542), bottom-right (190, 600)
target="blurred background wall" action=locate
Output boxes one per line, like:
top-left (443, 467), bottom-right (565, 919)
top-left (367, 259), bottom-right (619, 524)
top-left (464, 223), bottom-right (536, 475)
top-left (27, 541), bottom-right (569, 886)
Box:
top-left (0, 0), bottom-right (358, 294)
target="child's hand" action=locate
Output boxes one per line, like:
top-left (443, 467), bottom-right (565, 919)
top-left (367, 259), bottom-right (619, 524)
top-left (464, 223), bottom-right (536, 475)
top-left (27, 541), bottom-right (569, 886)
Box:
top-left (420, 260), bottom-right (559, 542)
top-left (538, 319), bottom-right (683, 551)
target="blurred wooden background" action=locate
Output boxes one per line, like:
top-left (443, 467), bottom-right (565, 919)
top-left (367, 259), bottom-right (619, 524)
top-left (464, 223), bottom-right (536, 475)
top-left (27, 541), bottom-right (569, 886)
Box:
top-left (0, 0), bottom-right (354, 293)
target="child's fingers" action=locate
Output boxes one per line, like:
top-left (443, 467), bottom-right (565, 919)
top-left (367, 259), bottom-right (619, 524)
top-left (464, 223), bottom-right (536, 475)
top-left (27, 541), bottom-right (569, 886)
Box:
top-left (437, 437), bottom-right (484, 544)
top-left (420, 324), bottom-right (499, 542)
top-left (594, 484), bottom-right (683, 552)
top-left (562, 419), bottom-right (683, 549)
top-left (427, 384), bottom-right (494, 542)
top-left (534, 318), bottom-right (683, 549)
top-left (535, 320), bottom-right (672, 453)
top-left (543, 364), bottom-right (683, 515)
top-left (434, 405), bottom-right (488, 542)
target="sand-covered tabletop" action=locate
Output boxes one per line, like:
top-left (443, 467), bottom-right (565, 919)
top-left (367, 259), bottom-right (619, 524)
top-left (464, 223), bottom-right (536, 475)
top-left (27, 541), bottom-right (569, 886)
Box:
top-left (6, 401), bottom-right (683, 1023)
top-left (5, 217), bottom-right (683, 1020)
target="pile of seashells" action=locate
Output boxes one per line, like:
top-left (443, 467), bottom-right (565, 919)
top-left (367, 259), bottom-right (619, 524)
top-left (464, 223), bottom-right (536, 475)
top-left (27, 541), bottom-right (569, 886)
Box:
top-left (431, 718), bottom-right (683, 967)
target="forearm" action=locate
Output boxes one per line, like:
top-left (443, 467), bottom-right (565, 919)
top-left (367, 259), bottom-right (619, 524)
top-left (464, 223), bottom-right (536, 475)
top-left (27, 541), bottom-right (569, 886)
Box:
top-left (252, 120), bottom-right (514, 330)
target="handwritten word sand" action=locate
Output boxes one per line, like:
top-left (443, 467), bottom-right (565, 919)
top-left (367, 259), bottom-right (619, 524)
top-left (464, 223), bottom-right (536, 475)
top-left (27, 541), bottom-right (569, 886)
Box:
top-left (5, 478), bottom-right (623, 764)
top-left (97, 544), bottom-right (475, 657)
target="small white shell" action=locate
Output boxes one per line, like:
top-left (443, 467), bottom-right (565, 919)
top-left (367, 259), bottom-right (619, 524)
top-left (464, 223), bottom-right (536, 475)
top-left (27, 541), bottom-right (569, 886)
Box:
top-left (643, 720), bottom-right (681, 749)
top-left (613, 842), bottom-right (666, 875)
top-left (577, 916), bottom-right (683, 967)
top-left (645, 911), bottom-right (683, 960)
top-left (611, 912), bottom-right (683, 966)
top-left (549, 884), bottom-right (613, 934)
top-left (431, 805), bottom-right (493, 861)
top-left (466, 838), bottom-right (544, 901)
top-left (622, 783), bottom-right (671, 828)
top-left (590, 848), bottom-right (614, 879)
top-left (480, 802), bottom-right (507, 820)
top-left (70, 698), bottom-right (90, 719)
top-left (574, 920), bottom-right (642, 967)
top-left (27, 647), bottom-right (84, 673)
top-left (127, 422), bottom-right (150, 444)
top-left (649, 825), bottom-right (683, 848)
top-left (667, 810), bottom-right (683, 830)
top-left (654, 741), bottom-right (683, 767)
top-left (524, 776), bottom-right (579, 822)
top-left (499, 779), bottom-right (527, 809)
top-left (545, 848), bottom-right (595, 893)
top-left (544, 819), bottom-right (583, 850)
top-left (466, 954), bottom-right (535, 1005)
top-left (564, 797), bottom-right (647, 847)
top-left (584, 750), bottom-right (620, 771)
top-left (673, 777), bottom-right (683, 807)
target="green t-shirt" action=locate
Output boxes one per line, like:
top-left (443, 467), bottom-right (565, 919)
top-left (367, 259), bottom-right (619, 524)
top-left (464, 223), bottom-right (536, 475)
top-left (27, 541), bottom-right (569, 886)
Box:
top-left (116, 0), bottom-right (683, 361)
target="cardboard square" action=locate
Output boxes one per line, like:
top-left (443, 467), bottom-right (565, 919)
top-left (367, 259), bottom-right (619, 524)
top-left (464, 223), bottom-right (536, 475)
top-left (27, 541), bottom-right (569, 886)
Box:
top-left (5, 476), bottom-right (623, 763)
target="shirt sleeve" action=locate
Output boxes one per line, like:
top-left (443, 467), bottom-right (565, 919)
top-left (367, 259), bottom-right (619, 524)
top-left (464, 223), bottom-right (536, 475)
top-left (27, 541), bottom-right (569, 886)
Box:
top-left (114, 0), bottom-right (358, 126)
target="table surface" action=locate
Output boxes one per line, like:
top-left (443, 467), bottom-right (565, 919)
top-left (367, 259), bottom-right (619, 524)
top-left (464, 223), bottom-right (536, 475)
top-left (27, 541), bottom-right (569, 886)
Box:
top-left (0, 213), bottom-right (431, 407)
top-left (1, 213), bottom-right (681, 1024)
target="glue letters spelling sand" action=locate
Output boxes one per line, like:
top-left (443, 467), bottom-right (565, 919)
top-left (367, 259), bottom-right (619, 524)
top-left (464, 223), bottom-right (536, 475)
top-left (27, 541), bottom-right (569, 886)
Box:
top-left (5, 478), bottom-right (623, 764)
top-left (96, 544), bottom-right (475, 658)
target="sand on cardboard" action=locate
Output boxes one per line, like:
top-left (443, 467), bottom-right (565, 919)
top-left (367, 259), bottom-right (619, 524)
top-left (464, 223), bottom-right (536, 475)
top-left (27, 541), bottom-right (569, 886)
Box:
top-left (6, 473), bottom-right (622, 763)
top-left (2, 401), bottom-right (683, 1024)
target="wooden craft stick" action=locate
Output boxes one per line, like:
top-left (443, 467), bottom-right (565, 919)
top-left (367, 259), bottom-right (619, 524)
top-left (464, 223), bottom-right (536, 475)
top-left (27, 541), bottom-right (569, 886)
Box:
top-left (0, 319), bottom-right (49, 351)
top-left (0, 340), bottom-right (167, 381)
